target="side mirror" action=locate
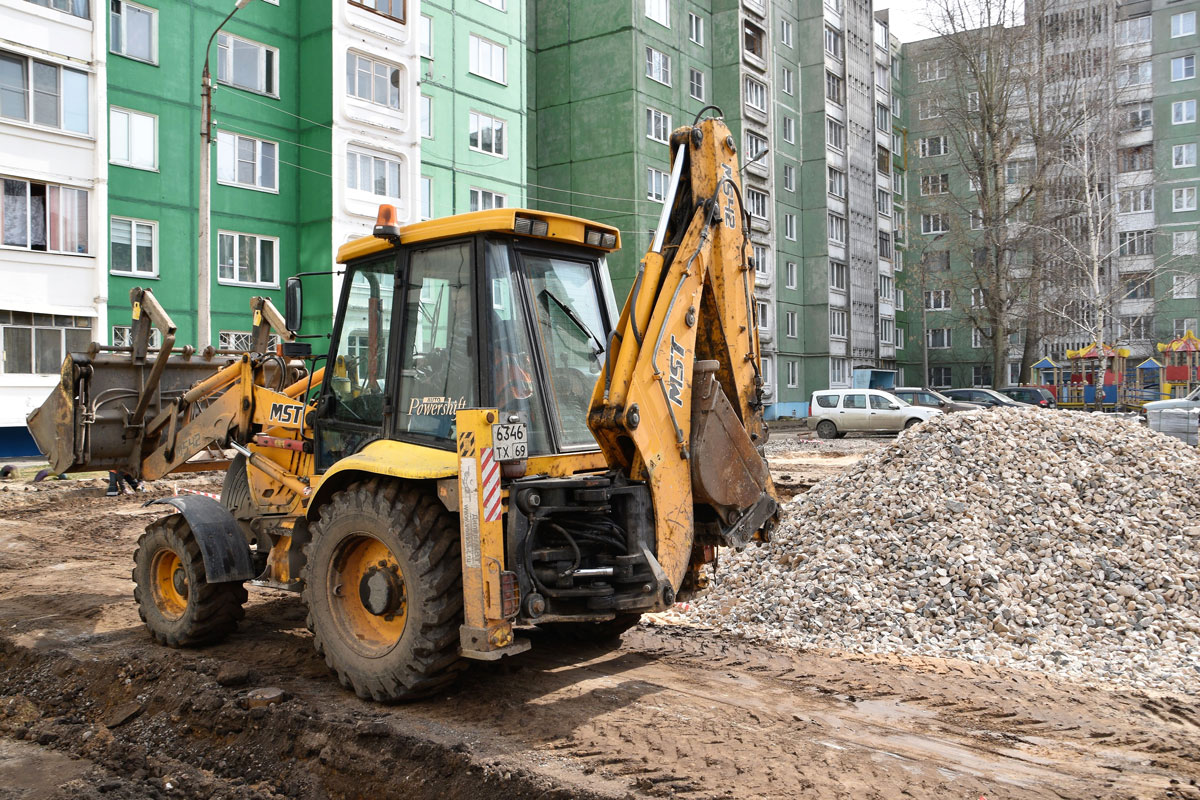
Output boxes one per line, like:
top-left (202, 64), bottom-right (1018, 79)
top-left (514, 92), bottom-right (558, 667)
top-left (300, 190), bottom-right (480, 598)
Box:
top-left (285, 276), bottom-right (303, 333)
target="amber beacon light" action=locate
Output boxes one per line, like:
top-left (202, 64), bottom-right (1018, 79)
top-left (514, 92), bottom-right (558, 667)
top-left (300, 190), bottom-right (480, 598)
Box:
top-left (373, 204), bottom-right (401, 241)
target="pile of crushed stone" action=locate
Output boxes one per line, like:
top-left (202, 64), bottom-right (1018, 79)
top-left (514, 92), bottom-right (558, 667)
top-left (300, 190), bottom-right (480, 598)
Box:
top-left (689, 408), bottom-right (1200, 694)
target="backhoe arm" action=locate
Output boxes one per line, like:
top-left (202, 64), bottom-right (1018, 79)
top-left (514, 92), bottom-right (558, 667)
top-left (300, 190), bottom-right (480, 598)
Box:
top-left (588, 114), bottom-right (778, 592)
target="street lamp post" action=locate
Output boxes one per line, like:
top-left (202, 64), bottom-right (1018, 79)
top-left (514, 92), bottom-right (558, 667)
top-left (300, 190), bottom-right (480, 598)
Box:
top-left (198, 0), bottom-right (255, 348)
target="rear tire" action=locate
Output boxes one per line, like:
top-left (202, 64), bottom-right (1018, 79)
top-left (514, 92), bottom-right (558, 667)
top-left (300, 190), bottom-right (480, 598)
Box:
top-left (540, 613), bottom-right (642, 645)
top-left (303, 479), bottom-right (465, 702)
top-left (816, 420), bottom-right (837, 439)
top-left (132, 514), bottom-right (247, 647)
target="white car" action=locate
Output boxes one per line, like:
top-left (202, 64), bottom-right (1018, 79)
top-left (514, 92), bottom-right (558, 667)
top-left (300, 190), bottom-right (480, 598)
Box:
top-left (806, 388), bottom-right (942, 439)
top-left (1143, 385), bottom-right (1200, 413)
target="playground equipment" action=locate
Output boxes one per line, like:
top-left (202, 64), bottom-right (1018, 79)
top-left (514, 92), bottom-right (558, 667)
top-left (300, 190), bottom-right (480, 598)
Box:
top-left (1156, 330), bottom-right (1200, 399)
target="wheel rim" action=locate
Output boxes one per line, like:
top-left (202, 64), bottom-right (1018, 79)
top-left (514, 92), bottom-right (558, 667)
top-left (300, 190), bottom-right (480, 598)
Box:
top-left (327, 533), bottom-right (408, 658)
top-left (151, 548), bottom-right (188, 619)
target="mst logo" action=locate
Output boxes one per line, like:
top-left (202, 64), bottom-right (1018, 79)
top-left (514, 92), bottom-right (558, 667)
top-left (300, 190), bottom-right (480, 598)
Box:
top-left (667, 335), bottom-right (687, 407)
top-left (721, 164), bottom-right (736, 228)
top-left (268, 402), bottom-right (303, 426)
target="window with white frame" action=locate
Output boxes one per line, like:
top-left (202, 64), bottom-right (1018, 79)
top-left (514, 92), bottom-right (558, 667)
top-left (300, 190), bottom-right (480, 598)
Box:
top-left (781, 19), bottom-right (793, 47)
top-left (786, 311), bottom-right (797, 338)
top-left (917, 59), bottom-right (945, 81)
top-left (689, 12), bottom-right (704, 45)
top-left (1116, 60), bottom-right (1152, 87)
top-left (1175, 11), bottom-right (1197, 37)
top-left (828, 212), bottom-right (846, 244)
top-left (420, 176), bottom-right (431, 220)
top-left (470, 35), bottom-right (506, 83)
top-left (830, 260), bottom-right (847, 290)
top-left (744, 21), bottom-right (765, 61)
top-left (476, 0), bottom-right (505, 9)
top-left (967, 90), bottom-right (979, 112)
top-left (647, 167), bottom-right (669, 201)
top-left (928, 366), bottom-right (951, 387)
top-left (351, 0), bottom-right (405, 20)
top-left (0, 50), bottom-right (89, 133)
top-left (216, 131), bottom-right (278, 191)
top-left (972, 365), bottom-right (993, 387)
top-left (876, 102), bottom-right (889, 130)
top-left (781, 66), bottom-right (794, 95)
top-left (830, 357), bottom-right (848, 386)
top-left (1117, 16), bottom-right (1152, 43)
top-left (1175, 55), bottom-right (1197, 81)
top-left (827, 117), bottom-right (846, 150)
top-left (0, 178), bottom-right (88, 253)
top-left (783, 164), bottom-right (795, 191)
top-left (878, 230), bottom-right (893, 260)
top-left (970, 209), bottom-right (984, 230)
top-left (918, 98), bottom-right (940, 120)
top-left (111, 1), bottom-right (157, 63)
top-left (878, 273), bottom-right (893, 300)
top-left (1174, 274), bottom-right (1199, 298)
top-left (1176, 230), bottom-right (1198, 254)
top-left (217, 33), bottom-right (277, 96)
top-left (1126, 105), bottom-right (1153, 130)
top-left (880, 317), bottom-right (894, 345)
top-left (895, 289), bottom-right (904, 310)
top-left (217, 231), bottom-right (276, 287)
top-left (346, 148), bottom-right (403, 199)
top-left (645, 46), bottom-right (671, 85)
top-left (827, 166), bottom-right (845, 197)
top-left (1118, 187), bottom-right (1154, 213)
top-left (970, 326), bottom-right (988, 348)
top-left (110, 217), bottom-right (155, 276)
top-left (920, 173), bottom-right (949, 195)
top-left (469, 110), bottom-right (506, 156)
top-left (926, 328), bottom-right (952, 349)
top-left (346, 52), bottom-right (402, 109)
top-left (745, 77), bottom-right (767, 113)
top-left (747, 188), bottom-right (769, 219)
top-left (896, 326), bottom-right (904, 349)
top-left (745, 130), bottom-right (768, 161)
top-left (1175, 143), bottom-right (1197, 168)
top-left (420, 95), bottom-right (432, 137)
top-left (756, 300), bottom-right (769, 330)
top-left (470, 187), bottom-right (505, 211)
top-left (761, 356), bottom-right (771, 386)
top-left (786, 261), bottom-right (797, 289)
top-left (925, 289), bottom-right (950, 310)
top-left (787, 360), bottom-right (798, 387)
top-left (1176, 187), bottom-right (1198, 212)
top-left (689, 68), bottom-right (705, 101)
top-left (1122, 315), bottom-right (1151, 340)
top-left (1175, 100), bottom-right (1196, 124)
top-left (419, 15), bottom-right (432, 58)
top-left (971, 287), bottom-right (987, 307)
top-left (645, 0), bottom-right (669, 27)
top-left (782, 115), bottom-right (795, 143)
top-left (921, 213), bottom-right (949, 234)
top-left (825, 71), bottom-right (844, 104)
top-left (1, 314), bottom-right (92, 374)
top-left (829, 308), bottom-right (847, 338)
top-left (646, 107), bottom-right (671, 143)
top-left (1119, 229), bottom-right (1154, 255)
top-left (1175, 318), bottom-right (1198, 338)
top-left (109, 108), bottom-right (156, 170)
top-left (876, 62), bottom-right (889, 88)
top-left (919, 135), bottom-right (947, 157)
top-left (785, 213), bottom-right (796, 240)
top-left (112, 325), bottom-right (161, 348)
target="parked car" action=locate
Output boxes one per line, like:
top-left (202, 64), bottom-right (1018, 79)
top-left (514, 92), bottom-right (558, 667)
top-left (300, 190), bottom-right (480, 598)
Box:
top-left (807, 389), bottom-right (942, 439)
top-left (943, 388), bottom-right (1033, 408)
top-left (1143, 385), bottom-right (1200, 413)
top-left (889, 386), bottom-right (981, 412)
top-left (998, 386), bottom-right (1057, 408)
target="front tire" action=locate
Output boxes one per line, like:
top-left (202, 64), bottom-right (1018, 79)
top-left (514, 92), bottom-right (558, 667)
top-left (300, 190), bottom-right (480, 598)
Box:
top-left (132, 514), bottom-right (247, 647)
top-left (303, 479), bottom-right (464, 702)
top-left (816, 420), bottom-right (837, 439)
top-left (904, 418), bottom-right (921, 430)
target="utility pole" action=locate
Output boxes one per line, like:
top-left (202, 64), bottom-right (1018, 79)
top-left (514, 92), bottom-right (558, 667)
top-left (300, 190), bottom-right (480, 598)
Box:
top-left (198, 0), bottom-right (255, 348)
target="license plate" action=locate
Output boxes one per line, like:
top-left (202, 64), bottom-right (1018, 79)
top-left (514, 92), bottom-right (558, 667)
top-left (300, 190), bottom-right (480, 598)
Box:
top-left (492, 422), bottom-right (528, 461)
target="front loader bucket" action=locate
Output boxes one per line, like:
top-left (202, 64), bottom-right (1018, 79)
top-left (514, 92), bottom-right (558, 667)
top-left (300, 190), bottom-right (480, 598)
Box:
top-left (26, 356), bottom-right (85, 474)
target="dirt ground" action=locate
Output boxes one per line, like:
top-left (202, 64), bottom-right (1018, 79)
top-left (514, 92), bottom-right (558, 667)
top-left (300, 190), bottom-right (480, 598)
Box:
top-left (1, 452), bottom-right (1198, 799)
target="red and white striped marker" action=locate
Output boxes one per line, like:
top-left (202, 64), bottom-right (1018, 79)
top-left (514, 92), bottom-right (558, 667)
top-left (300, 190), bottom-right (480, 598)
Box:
top-left (173, 487), bottom-right (222, 500)
top-left (480, 447), bottom-right (502, 522)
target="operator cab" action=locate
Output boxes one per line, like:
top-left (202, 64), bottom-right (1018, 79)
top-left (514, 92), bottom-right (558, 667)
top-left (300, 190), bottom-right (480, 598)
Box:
top-left (304, 208), bottom-right (621, 470)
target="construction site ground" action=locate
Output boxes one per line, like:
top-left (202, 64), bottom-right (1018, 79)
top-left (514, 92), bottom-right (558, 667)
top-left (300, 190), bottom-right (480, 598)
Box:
top-left (1, 438), bottom-right (1198, 800)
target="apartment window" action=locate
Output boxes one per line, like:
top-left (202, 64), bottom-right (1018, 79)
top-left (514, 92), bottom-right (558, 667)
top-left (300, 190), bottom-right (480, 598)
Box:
top-left (825, 71), bottom-right (844, 105)
top-left (925, 289), bottom-right (950, 310)
top-left (1116, 61), bottom-right (1152, 87)
top-left (877, 188), bottom-right (891, 216)
top-left (925, 250), bottom-right (950, 271)
top-left (745, 77), bottom-right (767, 113)
top-left (1118, 187), bottom-right (1154, 213)
top-left (646, 0), bottom-right (668, 27)
top-left (752, 245), bottom-right (770, 276)
top-left (419, 15), bottom-right (432, 58)
top-left (876, 62), bottom-right (889, 88)
top-left (0, 51), bottom-right (89, 133)
top-left (896, 327), bottom-right (905, 349)
top-left (1175, 318), bottom-right (1198, 338)
top-left (971, 365), bottom-right (993, 387)
top-left (918, 98), bottom-right (939, 120)
top-left (110, 217), bottom-right (155, 276)
top-left (879, 273), bottom-right (893, 300)
top-left (829, 308), bottom-right (847, 338)
top-left (966, 90), bottom-right (979, 112)
top-left (827, 166), bottom-right (845, 197)
top-left (110, 1), bottom-right (156, 63)
top-left (346, 148), bottom-right (402, 198)
top-left (470, 35), bottom-right (507, 83)
top-left (689, 12), bottom-right (704, 45)
top-left (970, 209), bottom-right (984, 230)
top-left (470, 187), bottom-right (505, 211)
top-left (689, 68), bottom-right (705, 101)
top-left (782, 116), bottom-right (795, 144)
top-left (350, 0), bottom-right (405, 20)
top-left (971, 287), bottom-right (988, 307)
top-left (1124, 274), bottom-right (1153, 300)
top-left (112, 325), bottom-right (160, 349)
top-left (880, 317), bottom-right (895, 345)
top-left (1005, 160), bottom-right (1032, 185)
top-left (1176, 143), bottom-right (1198, 168)
top-left (830, 357), bottom-right (848, 386)
top-left (1176, 100), bottom-right (1198, 126)
top-left (1174, 275), bottom-right (1198, 299)
top-left (647, 167), bottom-right (669, 201)
top-left (876, 102), bottom-right (889, 130)
top-left (787, 360), bottom-right (798, 388)
top-left (895, 289), bottom-right (905, 310)
top-left (893, 170), bottom-right (905, 194)
top-left (217, 232), bottom-right (276, 287)
top-left (1118, 229), bottom-right (1154, 256)
top-left (827, 117), bottom-right (846, 151)
top-left (781, 67), bottom-right (794, 96)
top-left (828, 212), bottom-right (847, 244)
top-left (0, 178), bottom-right (88, 253)
top-left (786, 261), bottom-right (797, 289)
top-left (477, 0), bottom-right (505, 9)
top-left (825, 26), bottom-right (843, 59)
top-left (645, 46), bottom-right (671, 85)
top-left (469, 110), bottom-right (506, 156)
top-left (746, 188), bottom-right (769, 219)
top-left (1118, 146), bottom-right (1154, 172)
top-left (26, 0), bottom-right (89, 18)
top-left (346, 52), bottom-right (402, 109)
top-left (1126, 105), bottom-right (1153, 130)
top-left (921, 173), bottom-right (949, 195)
top-left (1174, 12), bottom-right (1197, 38)
top-left (781, 19), bottom-right (793, 47)
top-left (217, 132), bottom-right (277, 191)
top-left (921, 213), bottom-right (949, 234)
top-left (784, 214), bottom-right (796, 241)
top-left (756, 301), bottom-right (769, 330)
top-left (744, 21), bottom-right (765, 61)
top-left (109, 107), bottom-right (156, 170)
top-left (420, 176), bottom-right (431, 220)
top-left (1122, 316), bottom-right (1151, 340)
top-left (1175, 55), bottom-right (1197, 82)
top-left (1, 315), bottom-right (91, 375)
top-left (830, 260), bottom-right (847, 290)
top-left (420, 95), bottom-right (432, 137)
top-left (917, 59), bottom-right (945, 81)
top-left (1176, 187), bottom-right (1198, 212)
top-left (919, 136), bottom-right (947, 157)
top-left (1116, 16), bottom-right (1152, 44)
top-left (1176, 230), bottom-right (1198, 254)
top-left (745, 131), bottom-right (768, 160)
top-left (783, 164), bottom-right (795, 191)
top-left (926, 328), bottom-right (952, 349)
top-left (878, 230), bottom-right (892, 260)
top-left (217, 33), bottom-right (277, 96)
top-left (646, 108), bottom-right (671, 144)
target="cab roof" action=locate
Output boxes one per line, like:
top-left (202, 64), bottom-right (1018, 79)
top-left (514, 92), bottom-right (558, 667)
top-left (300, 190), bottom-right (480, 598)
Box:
top-left (336, 208), bottom-right (622, 264)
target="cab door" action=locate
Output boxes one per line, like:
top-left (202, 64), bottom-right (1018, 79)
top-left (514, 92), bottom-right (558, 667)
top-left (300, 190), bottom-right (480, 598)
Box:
top-left (840, 393), bottom-right (869, 430)
top-left (868, 393), bottom-right (905, 431)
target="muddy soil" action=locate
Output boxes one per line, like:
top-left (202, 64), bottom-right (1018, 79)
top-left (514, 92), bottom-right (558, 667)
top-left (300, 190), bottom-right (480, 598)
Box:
top-left (1, 467), bottom-right (1198, 799)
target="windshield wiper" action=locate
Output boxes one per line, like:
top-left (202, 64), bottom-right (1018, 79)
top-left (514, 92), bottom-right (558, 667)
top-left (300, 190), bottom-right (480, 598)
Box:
top-left (539, 289), bottom-right (605, 355)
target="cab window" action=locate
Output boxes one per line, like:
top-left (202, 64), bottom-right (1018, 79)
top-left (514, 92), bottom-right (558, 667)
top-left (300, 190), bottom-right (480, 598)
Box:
top-left (843, 393), bottom-right (866, 409)
top-left (869, 395), bottom-right (895, 410)
top-left (328, 260), bottom-right (395, 427)
top-left (815, 394), bottom-right (838, 408)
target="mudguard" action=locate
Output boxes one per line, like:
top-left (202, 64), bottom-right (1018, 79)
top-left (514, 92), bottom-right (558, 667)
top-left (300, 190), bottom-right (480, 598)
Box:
top-left (148, 495), bottom-right (255, 582)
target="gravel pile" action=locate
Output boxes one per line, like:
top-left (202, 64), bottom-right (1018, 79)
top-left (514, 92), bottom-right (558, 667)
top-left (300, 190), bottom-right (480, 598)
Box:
top-left (692, 408), bottom-right (1200, 694)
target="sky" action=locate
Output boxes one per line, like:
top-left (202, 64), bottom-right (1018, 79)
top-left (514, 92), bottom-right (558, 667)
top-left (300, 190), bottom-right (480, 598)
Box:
top-left (875, 0), bottom-right (940, 43)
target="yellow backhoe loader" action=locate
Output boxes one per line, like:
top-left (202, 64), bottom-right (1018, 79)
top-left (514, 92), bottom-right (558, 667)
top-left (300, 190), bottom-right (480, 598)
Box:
top-left (28, 112), bottom-right (778, 701)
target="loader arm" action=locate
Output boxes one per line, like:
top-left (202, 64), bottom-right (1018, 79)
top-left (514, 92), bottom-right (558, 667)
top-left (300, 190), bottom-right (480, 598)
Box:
top-left (588, 114), bottom-right (778, 591)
